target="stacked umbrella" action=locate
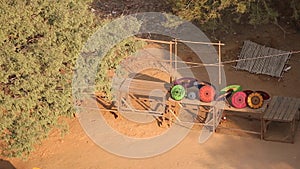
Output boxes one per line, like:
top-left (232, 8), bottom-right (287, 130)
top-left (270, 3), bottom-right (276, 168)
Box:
top-left (170, 78), bottom-right (270, 109)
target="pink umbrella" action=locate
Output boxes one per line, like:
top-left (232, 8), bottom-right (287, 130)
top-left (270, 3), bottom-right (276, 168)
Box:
top-left (230, 91), bottom-right (247, 109)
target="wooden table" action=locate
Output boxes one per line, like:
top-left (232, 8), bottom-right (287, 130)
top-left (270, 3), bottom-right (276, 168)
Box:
top-left (118, 78), bottom-right (171, 97)
top-left (180, 98), bottom-right (269, 114)
top-left (177, 98), bottom-right (270, 136)
top-left (117, 78), bottom-right (171, 114)
top-left (262, 96), bottom-right (300, 143)
top-left (117, 79), bottom-right (300, 143)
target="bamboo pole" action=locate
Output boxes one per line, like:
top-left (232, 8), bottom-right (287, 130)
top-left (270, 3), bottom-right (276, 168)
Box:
top-left (135, 37), bottom-right (175, 44)
top-left (177, 39), bottom-right (225, 46)
top-left (169, 42), bottom-right (173, 83)
top-left (127, 57), bottom-right (219, 66)
top-left (174, 39), bottom-right (178, 72)
top-left (218, 41), bottom-right (222, 85)
top-left (169, 109), bottom-right (181, 123)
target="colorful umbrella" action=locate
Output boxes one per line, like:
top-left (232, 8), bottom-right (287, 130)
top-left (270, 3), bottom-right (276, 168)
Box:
top-left (171, 85), bottom-right (186, 101)
top-left (247, 92), bottom-right (264, 109)
top-left (230, 91), bottom-right (247, 108)
top-left (199, 85), bottom-right (215, 102)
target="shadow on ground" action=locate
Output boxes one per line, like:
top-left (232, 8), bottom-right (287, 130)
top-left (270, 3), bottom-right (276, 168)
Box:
top-left (0, 159), bottom-right (16, 169)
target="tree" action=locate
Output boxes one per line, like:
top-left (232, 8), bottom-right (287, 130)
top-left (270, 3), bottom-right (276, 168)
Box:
top-left (167, 0), bottom-right (279, 30)
top-left (0, 0), bottom-right (96, 158)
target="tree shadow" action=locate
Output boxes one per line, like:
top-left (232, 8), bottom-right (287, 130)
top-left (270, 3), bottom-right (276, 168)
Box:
top-left (129, 73), bottom-right (167, 83)
top-left (93, 95), bottom-right (118, 119)
top-left (0, 159), bottom-right (16, 169)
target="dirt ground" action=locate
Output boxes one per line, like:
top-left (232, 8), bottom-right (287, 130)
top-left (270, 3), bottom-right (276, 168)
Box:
top-left (2, 1), bottom-right (300, 169)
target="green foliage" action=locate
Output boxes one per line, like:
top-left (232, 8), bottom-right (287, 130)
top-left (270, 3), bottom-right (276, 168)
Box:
top-left (74, 15), bottom-right (146, 101)
top-left (0, 0), bottom-right (96, 158)
top-left (95, 37), bottom-right (146, 99)
top-left (291, 0), bottom-right (300, 21)
top-left (248, 0), bottom-right (278, 25)
top-left (168, 0), bottom-right (278, 30)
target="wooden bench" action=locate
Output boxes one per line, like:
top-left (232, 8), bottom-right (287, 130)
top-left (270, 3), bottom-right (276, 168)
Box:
top-left (119, 78), bottom-right (171, 97)
top-left (169, 97), bottom-right (270, 137)
top-left (262, 96), bottom-right (300, 143)
top-left (117, 78), bottom-right (172, 113)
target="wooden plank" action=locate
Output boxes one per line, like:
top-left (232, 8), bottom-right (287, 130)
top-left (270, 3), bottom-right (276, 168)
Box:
top-left (135, 37), bottom-right (175, 45)
top-left (284, 98), bottom-right (300, 121)
top-left (281, 97), bottom-right (297, 121)
top-left (249, 44), bottom-right (260, 73)
top-left (128, 86), bottom-right (169, 92)
top-left (241, 41), bottom-right (252, 69)
top-left (277, 52), bottom-right (288, 76)
top-left (263, 96), bottom-right (279, 119)
top-left (252, 42), bottom-right (263, 73)
top-left (222, 102), bottom-right (269, 113)
top-left (239, 41), bottom-right (253, 70)
top-left (176, 39), bottom-right (225, 46)
top-left (258, 46), bottom-right (269, 74)
top-left (279, 53), bottom-right (291, 77)
top-left (128, 86), bottom-right (168, 92)
top-left (277, 97), bottom-right (293, 120)
top-left (120, 79), bottom-right (170, 91)
top-left (236, 41), bottom-right (290, 77)
top-left (266, 48), bottom-right (276, 76)
top-left (128, 83), bottom-right (170, 91)
top-left (237, 41), bottom-right (250, 69)
top-left (254, 46), bottom-right (264, 74)
top-left (267, 48), bottom-right (280, 76)
top-left (180, 97), bottom-right (269, 114)
top-left (274, 97), bottom-right (291, 120)
top-left (261, 47), bottom-right (271, 75)
top-left (266, 97), bottom-right (283, 120)
top-left (128, 79), bottom-right (169, 88)
top-left (269, 48), bottom-right (282, 76)
top-left (251, 45), bottom-right (263, 74)
top-left (246, 42), bottom-right (259, 72)
top-left (285, 104), bottom-right (298, 122)
top-left (272, 50), bottom-right (285, 77)
top-left (252, 44), bottom-right (262, 74)
top-left (264, 48), bottom-right (275, 76)
top-left (276, 53), bottom-right (289, 77)
top-left (180, 98), bottom-right (215, 107)
top-left (286, 103), bottom-right (299, 122)
top-left (128, 89), bottom-right (168, 96)
top-left (270, 97), bottom-right (286, 119)
top-left (129, 90), bottom-right (166, 97)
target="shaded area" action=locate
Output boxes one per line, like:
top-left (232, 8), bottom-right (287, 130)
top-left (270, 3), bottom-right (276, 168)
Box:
top-left (0, 159), bottom-right (16, 169)
top-left (91, 0), bottom-right (171, 19)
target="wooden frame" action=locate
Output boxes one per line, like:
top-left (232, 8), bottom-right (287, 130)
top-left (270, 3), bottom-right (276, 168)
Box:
top-left (262, 96), bottom-right (300, 143)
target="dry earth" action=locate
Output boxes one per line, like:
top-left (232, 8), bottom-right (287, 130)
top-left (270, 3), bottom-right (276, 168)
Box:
top-left (1, 1), bottom-right (300, 169)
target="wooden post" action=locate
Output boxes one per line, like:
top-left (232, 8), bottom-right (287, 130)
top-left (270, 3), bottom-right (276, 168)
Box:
top-left (218, 41), bottom-right (222, 85)
top-left (170, 42), bottom-right (173, 83)
top-left (174, 39), bottom-right (178, 74)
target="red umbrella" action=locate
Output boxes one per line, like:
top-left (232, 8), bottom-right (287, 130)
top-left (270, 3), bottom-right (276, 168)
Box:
top-left (199, 85), bottom-right (215, 102)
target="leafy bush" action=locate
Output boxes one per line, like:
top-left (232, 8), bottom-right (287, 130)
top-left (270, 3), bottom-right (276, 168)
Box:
top-left (168, 0), bottom-right (278, 30)
top-left (94, 37), bottom-right (146, 100)
top-left (0, 0), bottom-right (146, 158)
top-left (73, 15), bottom-right (146, 101)
top-left (0, 0), bottom-right (96, 158)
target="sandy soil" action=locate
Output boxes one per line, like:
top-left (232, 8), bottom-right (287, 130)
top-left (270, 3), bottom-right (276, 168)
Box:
top-left (4, 23), bottom-right (299, 169)
top-left (6, 119), bottom-right (300, 169)
top-left (2, 1), bottom-right (300, 169)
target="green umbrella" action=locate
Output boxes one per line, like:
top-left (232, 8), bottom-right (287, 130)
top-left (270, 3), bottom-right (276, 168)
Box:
top-left (171, 85), bottom-right (186, 101)
top-left (220, 85), bottom-right (242, 95)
